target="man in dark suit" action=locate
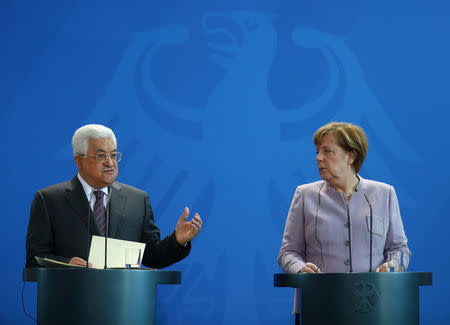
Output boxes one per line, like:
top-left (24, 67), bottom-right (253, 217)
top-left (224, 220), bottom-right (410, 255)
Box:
top-left (26, 124), bottom-right (202, 268)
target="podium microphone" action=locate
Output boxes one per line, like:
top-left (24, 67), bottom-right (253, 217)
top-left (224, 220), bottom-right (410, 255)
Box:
top-left (364, 193), bottom-right (373, 272)
top-left (86, 192), bottom-right (95, 269)
top-left (342, 192), bottom-right (353, 272)
top-left (104, 188), bottom-right (112, 269)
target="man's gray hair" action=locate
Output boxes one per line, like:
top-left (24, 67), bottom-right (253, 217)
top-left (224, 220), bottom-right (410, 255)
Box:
top-left (72, 124), bottom-right (117, 155)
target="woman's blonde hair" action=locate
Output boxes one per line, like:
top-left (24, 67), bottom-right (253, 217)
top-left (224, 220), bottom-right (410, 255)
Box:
top-left (313, 122), bottom-right (368, 173)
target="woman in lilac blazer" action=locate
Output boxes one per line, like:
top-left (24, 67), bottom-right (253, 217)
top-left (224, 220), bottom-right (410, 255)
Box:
top-left (278, 122), bottom-right (411, 275)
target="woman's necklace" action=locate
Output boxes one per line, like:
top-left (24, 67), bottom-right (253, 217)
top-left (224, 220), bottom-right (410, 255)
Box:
top-left (344, 176), bottom-right (360, 198)
top-left (345, 189), bottom-right (356, 198)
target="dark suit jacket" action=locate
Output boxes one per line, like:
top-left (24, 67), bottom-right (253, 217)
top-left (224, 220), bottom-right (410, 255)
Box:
top-left (26, 176), bottom-right (190, 268)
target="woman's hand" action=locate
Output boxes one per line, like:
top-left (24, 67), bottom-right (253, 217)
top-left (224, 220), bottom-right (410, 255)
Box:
top-left (376, 262), bottom-right (389, 272)
top-left (300, 262), bottom-right (321, 273)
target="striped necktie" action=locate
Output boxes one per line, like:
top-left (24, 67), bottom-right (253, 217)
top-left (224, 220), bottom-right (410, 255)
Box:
top-left (93, 190), bottom-right (106, 236)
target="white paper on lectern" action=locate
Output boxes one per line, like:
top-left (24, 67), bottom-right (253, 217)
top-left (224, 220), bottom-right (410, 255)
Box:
top-left (88, 235), bottom-right (146, 269)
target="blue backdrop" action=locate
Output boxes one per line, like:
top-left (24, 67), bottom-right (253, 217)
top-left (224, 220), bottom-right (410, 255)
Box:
top-left (1, 0), bottom-right (449, 323)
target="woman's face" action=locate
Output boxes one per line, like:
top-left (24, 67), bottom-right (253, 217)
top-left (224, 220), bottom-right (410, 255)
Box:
top-left (316, 134), bottom-right (354, 183)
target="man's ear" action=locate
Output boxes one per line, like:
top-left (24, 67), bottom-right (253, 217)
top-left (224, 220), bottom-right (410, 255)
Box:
top-left (74, 155), bottom-right (83, 170)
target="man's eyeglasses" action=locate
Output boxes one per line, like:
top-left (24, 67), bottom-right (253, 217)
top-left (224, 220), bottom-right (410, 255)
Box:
top-left (80, 152), bottom-right (122, 162)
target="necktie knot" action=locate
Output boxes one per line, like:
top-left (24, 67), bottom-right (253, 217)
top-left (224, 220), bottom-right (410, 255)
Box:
top-left (94, 190), bottom-right (104, 200)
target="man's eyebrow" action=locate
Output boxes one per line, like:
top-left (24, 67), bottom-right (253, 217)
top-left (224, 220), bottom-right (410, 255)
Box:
top-left (96, 149), bottom-right (117, 153)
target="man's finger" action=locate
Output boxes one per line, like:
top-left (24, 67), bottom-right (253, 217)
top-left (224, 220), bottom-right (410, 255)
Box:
top-left (179, 207), bottom-right (189, 221)
top-left (191, 219), bottom-right (202, 229)
top-left (69, 257), bottom-right (87, 266)
top-left (193, 214), bottom-right (202, 224)
top-left (190, 223), bottom-right (200, 233)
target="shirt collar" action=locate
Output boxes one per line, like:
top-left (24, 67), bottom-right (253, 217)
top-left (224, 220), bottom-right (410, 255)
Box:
top-left (77, 173), bottom-right (109, 200)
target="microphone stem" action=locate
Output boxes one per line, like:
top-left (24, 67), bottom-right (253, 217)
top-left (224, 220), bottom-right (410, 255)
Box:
top-left (104, 197), bottom-right (108, 269)
top-left (342, 193), bottom-right (353, 272)
top-left (104, 189), bottom-right (112, 269)
top-left (364, 193), bottom-right (374, 272)
top-left (370, 213), bottom-right (373, 272)
top-left (86, 192), bottom-right (94, 269)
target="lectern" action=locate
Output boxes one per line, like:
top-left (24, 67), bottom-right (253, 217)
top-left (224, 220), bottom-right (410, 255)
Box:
top-left (24, 268), bottom-right (181, 325)
top-left (274, 272), bottom-right (432, 325)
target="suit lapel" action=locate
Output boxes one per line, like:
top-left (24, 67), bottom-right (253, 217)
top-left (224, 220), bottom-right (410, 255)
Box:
top-left (109, 182), bottom-right (127, 238)
top-left (65, 175), bottom-right (100, 235)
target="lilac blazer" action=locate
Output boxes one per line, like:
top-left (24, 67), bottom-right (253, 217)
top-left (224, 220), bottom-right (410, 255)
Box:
top-left (278, 176), bottom-right (411, 312)
top-left (278, 175), bottom-right (411, 273)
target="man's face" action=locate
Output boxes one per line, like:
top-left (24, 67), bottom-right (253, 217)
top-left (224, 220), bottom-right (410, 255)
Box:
top-left (75, 137), bottom-right (118, 189)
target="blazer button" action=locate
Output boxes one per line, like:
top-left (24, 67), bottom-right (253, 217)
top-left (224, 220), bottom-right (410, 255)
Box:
top-left (344, 240), bottom-right (349, 247)
top-left (344, 259), bottom-right (351, 265)
top-left (344, 222), bottom-right (350, 228)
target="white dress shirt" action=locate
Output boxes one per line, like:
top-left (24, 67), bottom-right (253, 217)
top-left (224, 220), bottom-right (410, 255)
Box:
top-left (77, 173), bottom-right (109, 209)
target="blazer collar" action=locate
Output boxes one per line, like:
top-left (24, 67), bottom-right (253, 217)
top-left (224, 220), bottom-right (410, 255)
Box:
top-left (107, 181), bottom-right (127, 238)
top-left (64, 175), bottom-right (100, 235)
top-left (65, 176), bottom-right (127, 238)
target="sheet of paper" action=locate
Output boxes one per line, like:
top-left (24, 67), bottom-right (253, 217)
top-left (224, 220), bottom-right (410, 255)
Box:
top-left (88, 235), bottom-right (146, 269)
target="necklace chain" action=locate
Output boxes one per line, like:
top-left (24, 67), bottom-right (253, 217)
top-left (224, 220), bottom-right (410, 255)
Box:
top-left (345, 189), bottom-right (356, 198)
top-left (345, 177), bottom-right (360, 198)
